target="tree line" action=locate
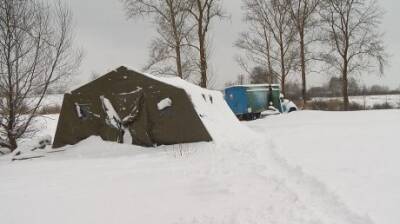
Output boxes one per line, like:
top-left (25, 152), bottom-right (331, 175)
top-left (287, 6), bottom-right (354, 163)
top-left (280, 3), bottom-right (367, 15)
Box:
top-left (308, 77), bottom-right (400, 98)
top-left (229, 66), bottom-right (399, 99)
top-left (235, 0), bottom-right (387, 110)
top-left (123, 0), bottom-right (387, 111)
top-left (284, 77), bottom-right (399, 100)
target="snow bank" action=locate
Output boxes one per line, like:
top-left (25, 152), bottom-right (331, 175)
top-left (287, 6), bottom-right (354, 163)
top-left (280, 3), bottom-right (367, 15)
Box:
top-left (0, 147), bottom-right (11, 155)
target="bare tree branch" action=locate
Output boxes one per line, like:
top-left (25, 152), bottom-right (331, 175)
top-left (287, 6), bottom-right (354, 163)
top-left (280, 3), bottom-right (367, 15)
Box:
top-left (320, 0), bottom-right (387, 110)
top-left (185, 0), bottom-right (226, 88)
top-left (236, 0), bottom-right (297, 95)
top-left (121, 0), bottom-right (195, 79)
top-left (287, 0), bottom-right (320, 104)
top-left (0, 0), bottom-right (82, 151)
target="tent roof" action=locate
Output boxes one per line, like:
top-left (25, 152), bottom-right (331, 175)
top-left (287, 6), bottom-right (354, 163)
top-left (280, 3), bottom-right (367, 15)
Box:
top-left (68, 66), bottom-right (233, 141)
top-left (72, 66), bottom-right (215, 97)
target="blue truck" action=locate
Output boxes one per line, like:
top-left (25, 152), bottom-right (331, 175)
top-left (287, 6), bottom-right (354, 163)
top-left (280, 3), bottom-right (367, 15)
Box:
top-left (224, 84), bottom-right (297, 120)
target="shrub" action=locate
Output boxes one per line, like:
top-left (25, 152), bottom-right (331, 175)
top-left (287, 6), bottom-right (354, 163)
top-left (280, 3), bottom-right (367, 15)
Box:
top-left (372, 102), bottom-right (394, 110)
top-left (348, 102), bottom-right (365, 111)
top-left (37, 105), bottom-right (61, 115)
top-left (307, 99), bottom-right (364, 111)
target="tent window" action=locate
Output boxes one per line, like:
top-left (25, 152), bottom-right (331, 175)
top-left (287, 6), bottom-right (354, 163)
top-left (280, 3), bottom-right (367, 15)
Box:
top-left (209, 95), bottom-right (213, 104)
top-left (75, 103), bottom-right (90, 120)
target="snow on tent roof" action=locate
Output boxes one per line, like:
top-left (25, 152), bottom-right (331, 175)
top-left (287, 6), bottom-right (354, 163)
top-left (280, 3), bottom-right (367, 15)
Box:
top-left (126, 67), bottom-right (242, 142)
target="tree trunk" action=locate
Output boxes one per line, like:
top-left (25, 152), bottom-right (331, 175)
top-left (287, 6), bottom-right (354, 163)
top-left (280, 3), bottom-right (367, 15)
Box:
top-left (279, 40), bottom-right (286, 95)
top-left (168, 2), bottom-right (183, 79)
top-left (199, 40), bottom-right (207, 88)
top-left (300, 31), bottom-right (307, 106)
top-left (7, 52), bottom-right (17, 151)
top-left (281, 76), bottom-right (285, 96)
top-left (195, 0), bottom-right (208, 88)
top-left (342, 61), bottom-right (350, 111)
top-left (175, 45), bottom-right (183, 78)
top-left (342, 32), bottom-right (350, 111)
top-left (8, 133), bottom-right (17, 151)
top-left (198, 18), bottom-right (207, 88)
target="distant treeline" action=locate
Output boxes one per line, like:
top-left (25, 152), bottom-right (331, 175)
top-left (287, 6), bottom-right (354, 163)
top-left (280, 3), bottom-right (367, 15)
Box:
top-left (226, 67), bottom-right (400, 100)
top-left (286, 77), bottom-right (400, 100)
top-left (307, 77), bottom-right (400, 98)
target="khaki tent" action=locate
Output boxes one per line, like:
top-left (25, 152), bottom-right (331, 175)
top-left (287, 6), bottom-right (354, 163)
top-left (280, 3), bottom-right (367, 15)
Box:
top-left (53, 66), bottom-right (212, 148)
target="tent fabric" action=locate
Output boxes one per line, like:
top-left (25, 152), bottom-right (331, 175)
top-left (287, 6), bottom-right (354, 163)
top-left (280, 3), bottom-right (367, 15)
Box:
top-left (53, 66), bottom-right (212, 148)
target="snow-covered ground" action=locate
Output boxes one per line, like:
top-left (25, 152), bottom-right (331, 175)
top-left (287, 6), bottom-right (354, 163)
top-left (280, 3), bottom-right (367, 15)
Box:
top-left (312, 94), bottom-right (400, 108)
top-left (23, 94), bottom-right (64, 109)
top-left (0, 110), bottom-right (399, 224)
top-left (246, 110), bottom-right (400, 224)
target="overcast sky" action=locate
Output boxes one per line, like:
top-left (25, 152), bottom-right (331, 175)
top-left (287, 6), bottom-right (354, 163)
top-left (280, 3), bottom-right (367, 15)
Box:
top-left (68, 0), bottom-right (400, 89)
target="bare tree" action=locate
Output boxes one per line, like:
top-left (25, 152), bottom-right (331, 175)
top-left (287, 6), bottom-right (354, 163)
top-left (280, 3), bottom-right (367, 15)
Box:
top-left (0, 0), bottom-right (82, 151)
top-left (186, 0), bottom-right (225, 88)
top-left (287, 0), bottom-right (320, 105)
top-left (235, 13), bottom-right (276, 84)
top-left (121, 0), bottom-right (193, 79)
top-left (224, 73), bottom-right (248, 87)
top-left (236, 0), bottom-right (297, 95)
top-left (247, 66), bottom-right (279, 84)
top-left (320, 0), bottom-right (387, 110)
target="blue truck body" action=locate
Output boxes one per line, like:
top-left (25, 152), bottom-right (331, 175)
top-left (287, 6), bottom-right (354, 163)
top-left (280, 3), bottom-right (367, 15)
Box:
top-left (224, 84), bottom-right (282, 118)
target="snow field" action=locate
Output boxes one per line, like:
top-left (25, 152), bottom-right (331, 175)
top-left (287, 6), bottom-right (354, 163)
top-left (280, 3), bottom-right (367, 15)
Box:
top-left (312, 94), bottom-right (400, 108)
top-left (1, 74), bottom-right (397, 224)
top-left (247, 110), bottom-right (400, 224)
top-left (0, 110), bottom-right (376, 224)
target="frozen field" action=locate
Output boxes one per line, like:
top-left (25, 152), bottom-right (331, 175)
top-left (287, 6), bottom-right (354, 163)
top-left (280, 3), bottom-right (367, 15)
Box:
top-left (0, 110), bottom-right (399, 224)
top-left (312, 94), bottom-right (400, 108)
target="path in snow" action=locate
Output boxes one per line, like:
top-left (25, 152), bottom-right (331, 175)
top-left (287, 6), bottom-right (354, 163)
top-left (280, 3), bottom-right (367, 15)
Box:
top-left (0, 111), bottom-right (380, 224)
top-left (246, 110), bottom-right (400, 224)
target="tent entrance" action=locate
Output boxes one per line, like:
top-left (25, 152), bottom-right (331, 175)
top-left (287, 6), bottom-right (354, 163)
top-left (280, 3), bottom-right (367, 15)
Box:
top-left (100, 88), bottom-right (154, 146)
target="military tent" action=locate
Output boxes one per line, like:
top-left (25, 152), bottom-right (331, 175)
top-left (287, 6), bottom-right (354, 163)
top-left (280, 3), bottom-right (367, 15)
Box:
top-left (53, 66), bottom-right (216, 148)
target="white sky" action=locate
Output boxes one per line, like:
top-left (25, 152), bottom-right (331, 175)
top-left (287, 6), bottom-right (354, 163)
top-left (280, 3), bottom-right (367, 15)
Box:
top-left (68, 0), bottom-right (400, 89)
